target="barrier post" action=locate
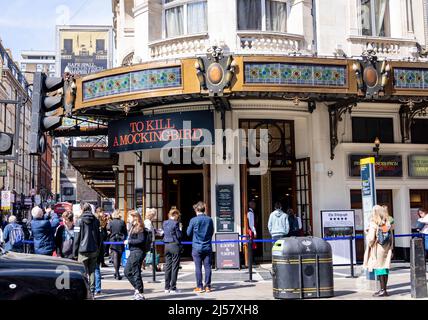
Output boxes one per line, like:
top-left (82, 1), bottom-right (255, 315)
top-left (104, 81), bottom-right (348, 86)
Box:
top-left (149, 238), bottom-right (160, 283)
top-left (245, 236), bottom-right (256, 283)
top-left (346, 236), bottom-right (357, 278)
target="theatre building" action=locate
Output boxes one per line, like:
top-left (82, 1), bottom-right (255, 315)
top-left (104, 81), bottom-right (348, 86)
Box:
top-left (67, 0), bottom-right (428, 261)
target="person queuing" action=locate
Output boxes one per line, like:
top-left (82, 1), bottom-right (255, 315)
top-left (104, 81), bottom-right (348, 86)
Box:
top-left (417, 208), bottom-right (428, 256)
top-left (163, 208), bottom-right (182, 294)
top-left (55, 211), bottom-right (75, 259)
top-left (268, 202), bottom-right (289, 240)
top-left (287, 208), bottom-right (303, 236)
top-left (73, 203), bottom-right (102, 297)
top-left (31, 206), bottom-right (60, 256)
top-left (124, 210), bottom-right (149, 300)
top-left (107, 210), bottom-right (128, 280)
top-left (96, 207), bottom-right (109, 268)
top-left (187, 201), bottom-right (214, 293)
top-left (143, 208), bottom-right (162, 271)
top-left (247, 200), bottom-right (257, 250)
top-left (3, 215), bottom-right (25, 253)
top-left (363, 205), bottom-right (393, 297)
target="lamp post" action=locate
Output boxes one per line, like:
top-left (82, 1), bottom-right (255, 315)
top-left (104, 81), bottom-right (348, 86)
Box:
top-left (53, 141), bottom-right (61, 202)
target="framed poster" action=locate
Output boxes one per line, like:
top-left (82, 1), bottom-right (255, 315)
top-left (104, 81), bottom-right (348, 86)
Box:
top-left (321, 210), bottom-right (356, 266)
top-left (215, 233), bottom-right (240, 270)
top-left (216, 184), bottom-right (234, 232)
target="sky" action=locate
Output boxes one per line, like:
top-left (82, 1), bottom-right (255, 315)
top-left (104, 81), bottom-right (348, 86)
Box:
top-left (0, 0), bottom-right (113, 62)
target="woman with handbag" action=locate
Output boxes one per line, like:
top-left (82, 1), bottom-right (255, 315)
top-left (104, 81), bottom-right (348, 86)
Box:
top-left (162, 208), bottom-right (182, 294)
top-left (124, 210), bottom-right (148, 300)
top-left (107, 210), bottom-right (127, 280)
top-left (363, 205), bottom-right (393, 297)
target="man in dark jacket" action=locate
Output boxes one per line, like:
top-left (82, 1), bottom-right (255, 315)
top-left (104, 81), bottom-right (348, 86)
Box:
top-left (73, 203), bottom-right (101, 295)
top-left (187, 201), bottom-right (214, 293)
top-left (30, 206), bottom-right (60, 255)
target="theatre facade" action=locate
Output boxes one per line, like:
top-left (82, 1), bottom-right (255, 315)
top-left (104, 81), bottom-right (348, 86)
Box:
top-left (64, 47), bottom-right (428, 261)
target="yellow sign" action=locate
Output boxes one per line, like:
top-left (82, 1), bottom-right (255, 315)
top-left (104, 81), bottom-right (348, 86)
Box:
top-left (360, 157), bottom-right (375, 165)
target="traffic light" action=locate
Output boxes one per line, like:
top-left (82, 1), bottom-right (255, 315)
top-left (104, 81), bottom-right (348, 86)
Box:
top-left (0, 132), bottom-right (13, 155)
top-left (30, 72), bottom-right (64, 155)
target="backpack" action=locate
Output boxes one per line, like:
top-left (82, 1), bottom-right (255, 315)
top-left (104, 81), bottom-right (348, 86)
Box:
top-left (9, 224), bottom-right (24, 247)
top-left (377, 225), bottom-right (391, 245)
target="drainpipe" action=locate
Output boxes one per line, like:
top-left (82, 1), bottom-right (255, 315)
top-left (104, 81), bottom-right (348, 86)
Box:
top-left (311, 0), bottom-right (318, 56)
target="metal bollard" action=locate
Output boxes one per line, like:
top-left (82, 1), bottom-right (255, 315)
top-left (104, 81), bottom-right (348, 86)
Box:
top-left (347, 236), bottom-right (357, 278)
top-left (410, 237), bottom-right (427, 298)
top-left (245, 237), bottom-right (256, 283)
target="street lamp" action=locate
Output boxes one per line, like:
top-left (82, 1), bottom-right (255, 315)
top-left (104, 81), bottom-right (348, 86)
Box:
top-left (373, 137), bottom-right (381, 157)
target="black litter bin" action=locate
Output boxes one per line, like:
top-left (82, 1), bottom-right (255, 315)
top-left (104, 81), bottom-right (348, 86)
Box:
top-left (272, 236), bottom-right (334, 299)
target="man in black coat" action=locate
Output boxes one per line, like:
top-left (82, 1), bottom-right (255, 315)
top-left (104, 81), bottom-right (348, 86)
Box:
top-left (73, 203), bottom-right (101, 295)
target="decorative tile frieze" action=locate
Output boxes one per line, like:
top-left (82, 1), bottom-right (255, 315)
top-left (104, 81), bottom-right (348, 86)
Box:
top-left (244, 62), bottom-right (347, 87)
top-left (83, 66), bottom-right (182, 101)
top-left (394, 68), bottom-right (428, 89)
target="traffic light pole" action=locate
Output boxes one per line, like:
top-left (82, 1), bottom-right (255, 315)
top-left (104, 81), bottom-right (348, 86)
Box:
top-left (0, 98), bottom-right (22, 161)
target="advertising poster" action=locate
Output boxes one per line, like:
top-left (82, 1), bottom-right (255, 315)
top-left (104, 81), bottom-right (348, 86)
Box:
top-left (1, 191), bottom-right (11, 210)
top-left (408, 155), bottom-right (428, 177)
top-left (216, 185), bottom-right (234, 232)
top-left (57, 26), bottom-right (112, 76)
top-left (349, 154), bottom-right (402, 177)
top-left (321, 210), bottom-right (356, 265)
top-left (215, 233), bottom-right (240, 269)
top-left (360, 157), bottom-right (376, 235)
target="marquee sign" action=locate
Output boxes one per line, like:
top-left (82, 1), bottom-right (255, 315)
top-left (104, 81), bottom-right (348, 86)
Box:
top-left (108, 110), bottom-right (215, 153)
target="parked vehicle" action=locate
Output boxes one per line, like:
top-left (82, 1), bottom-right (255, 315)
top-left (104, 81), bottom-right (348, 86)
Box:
top-left (0, 247), bottom-right (92, 300)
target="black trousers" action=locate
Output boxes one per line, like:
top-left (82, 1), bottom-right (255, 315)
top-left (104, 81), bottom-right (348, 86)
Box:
top-left (164, 243), bottom-right (181, 290)
top-left (124, 249), bottom-right (145, 293)
top-left (111, 249), bottom-right (122, 275)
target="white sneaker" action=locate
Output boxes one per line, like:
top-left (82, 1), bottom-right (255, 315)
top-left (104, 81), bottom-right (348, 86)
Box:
top-left (164, 289), bottom-right (170, 293)
top-left (134, 292), bottom-right (145, 300)
top-left (169, 289), bottom-right (180, 294)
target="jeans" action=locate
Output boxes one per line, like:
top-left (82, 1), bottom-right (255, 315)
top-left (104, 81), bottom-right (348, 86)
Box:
top-left (95, 263), bottom-right (101, 293)
top-left (124, 249), bottom-right (145, 293)
top-left (78, 251), bottom-right (98, 293)
top-left (192, 249), bottom-right (212, 289)
top-left (164, 243), bottom-right (181, 290)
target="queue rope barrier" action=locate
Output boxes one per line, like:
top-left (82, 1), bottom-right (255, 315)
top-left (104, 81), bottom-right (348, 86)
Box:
top-left (20, 232), bottom-right (425, 246)
top-left (18, 233), bottom-right (426, 281)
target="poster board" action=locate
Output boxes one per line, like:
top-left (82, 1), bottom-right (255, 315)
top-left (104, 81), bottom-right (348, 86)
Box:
top-left (1, 191), bottom-right (11, 210)
top-left (321, 210), bottom-right (356, 265)
top-left (216, 184), bottom-right (234, 232)
top-left (215, 233), bottom-right (240, 269)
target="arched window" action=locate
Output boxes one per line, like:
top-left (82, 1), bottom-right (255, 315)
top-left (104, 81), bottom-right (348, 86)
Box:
top-left (237, 0), bottom-right (288, 33)
top-left (163, 0), bottom-right (208, 38)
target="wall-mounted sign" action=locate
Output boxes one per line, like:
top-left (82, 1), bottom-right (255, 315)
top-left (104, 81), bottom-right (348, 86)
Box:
top-left (409, 155), bottom-right (428, 177)
top-left (135, 188), bottom-right (144, 209)
top-left (321, 210), bottom-right (356, 265)
top-left (57, 26), bottom-right (112, 76)
top-left (216, 184), bottom-right (234, 232)
top-left (215, 233), bottom-right (240, 269)
top-left (0, 163), bottom-right (7, 177)
top-left (1, 191), bottom-right (11, 210)
top-left (349, 154), bottom-right (402, 177)
top-left (108, 110), bottom-right (215, 153)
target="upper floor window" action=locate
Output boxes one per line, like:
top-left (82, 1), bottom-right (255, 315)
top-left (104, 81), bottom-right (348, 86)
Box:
top-left (163, 0), bottom-right (207, 38)
top-left (360, 0), bottom-right (390, 37)
top-left (411, 119), bottom-right (428, 144)
top-left (352, 117), bottom-right (394, 143)
top-left (237, 0), bottom-right (287, 32)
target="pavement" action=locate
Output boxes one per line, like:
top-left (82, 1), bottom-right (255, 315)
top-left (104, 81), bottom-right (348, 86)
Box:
top-left (95, 260), bottom-right (428, 300)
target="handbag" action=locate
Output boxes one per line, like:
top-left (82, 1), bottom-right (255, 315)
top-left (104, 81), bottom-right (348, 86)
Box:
top-left (145, 251), bottom-right (160, 265)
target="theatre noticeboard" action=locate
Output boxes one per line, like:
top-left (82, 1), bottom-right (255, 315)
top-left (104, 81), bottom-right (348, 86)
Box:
top-left (409, 155), bottom-right (428, 177)
top-left (215, 233), bottom-right (240, 269)
top-left (216, 185), bottom-right (234, 232)
top-left (349, 154), bottom-right (402, 177)
top-left (108, 110), bottom-right (214, 153)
